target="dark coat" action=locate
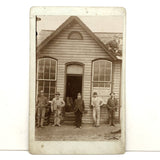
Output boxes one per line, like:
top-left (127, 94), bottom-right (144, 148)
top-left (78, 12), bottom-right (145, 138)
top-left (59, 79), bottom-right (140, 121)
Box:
top-left (107, 97), bottom-right (118, 111)
top-left (74, 99), bottom-right (85, 113)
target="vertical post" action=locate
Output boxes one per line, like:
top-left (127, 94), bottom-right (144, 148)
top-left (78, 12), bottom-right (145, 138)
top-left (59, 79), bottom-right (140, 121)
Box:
top-left (119, 61), bottom-right (122, 123)
top-left (36, 16), bottom-right (41, 46)
top-left (35, 16), bottom-right (41, 99)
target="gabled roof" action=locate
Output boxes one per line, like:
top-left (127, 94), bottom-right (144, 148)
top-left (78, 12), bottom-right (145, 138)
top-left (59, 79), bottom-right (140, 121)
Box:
top-left (37, 16), bottom-right (118, 60)
top-left (94, 32), bottom-right (123, 51)
top-left (37, 30), bottom-right (55, 47)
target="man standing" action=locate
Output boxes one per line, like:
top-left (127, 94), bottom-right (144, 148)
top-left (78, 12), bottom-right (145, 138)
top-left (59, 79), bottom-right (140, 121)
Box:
top-left (36, 90), bottom-right (48, 128)
top-left (74, 93), bottom-right (85, 128)
top-left (107, 92), bottom-right (118, 126)
top-left (91, 92), bottom-right (103, 127)
top-left (51, 92), bottom-right (65, 127)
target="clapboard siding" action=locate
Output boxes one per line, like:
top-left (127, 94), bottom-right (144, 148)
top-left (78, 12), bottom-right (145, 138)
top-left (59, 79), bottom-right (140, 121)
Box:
top-left (38, 22), bottom-right (121, 124)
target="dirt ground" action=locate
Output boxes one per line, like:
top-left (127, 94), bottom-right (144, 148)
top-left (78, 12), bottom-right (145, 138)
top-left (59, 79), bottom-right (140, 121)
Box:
top-left (35, 124), bottom-right (121, 141)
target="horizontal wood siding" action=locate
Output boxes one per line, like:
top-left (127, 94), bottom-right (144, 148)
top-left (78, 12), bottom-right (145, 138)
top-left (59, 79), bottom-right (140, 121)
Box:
top-left (38, 22), bottom-right (121, 124)
top-left (83, 61), bottom-right (121, 124)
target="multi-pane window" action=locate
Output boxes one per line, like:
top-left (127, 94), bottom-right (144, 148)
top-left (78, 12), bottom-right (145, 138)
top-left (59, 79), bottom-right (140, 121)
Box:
top-left (92, 60), bottom-right (112, 103)
top-left (37, 58), bottom-right (57, 100)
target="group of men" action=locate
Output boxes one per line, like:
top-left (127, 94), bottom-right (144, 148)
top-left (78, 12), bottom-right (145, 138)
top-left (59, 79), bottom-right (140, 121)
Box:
top-left (91, 92), bottom-right (118, 127)
top-left (36, 90), bottom-right (118, 128)
top-left (36, 91), bottom-right (65, 128)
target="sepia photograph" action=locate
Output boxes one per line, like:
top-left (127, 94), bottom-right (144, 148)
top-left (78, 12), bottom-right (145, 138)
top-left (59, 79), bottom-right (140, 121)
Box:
top-left (29, 7), bottom-right (126, 154)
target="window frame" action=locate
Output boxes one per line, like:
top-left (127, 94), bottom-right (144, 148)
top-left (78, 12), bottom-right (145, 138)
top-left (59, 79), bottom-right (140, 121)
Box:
top-left (92, 59), bottom-right (112, 86)
top-left (91, 59), bottom-right (113, 104)
top-left (36, 57), bottom-right (57, 100)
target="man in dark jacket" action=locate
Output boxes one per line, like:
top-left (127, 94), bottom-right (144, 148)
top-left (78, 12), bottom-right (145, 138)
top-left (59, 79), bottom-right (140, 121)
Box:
top-left (74, 93), bottom-right (85, 128)
top-left (107, 92), bottom-right (118, 126)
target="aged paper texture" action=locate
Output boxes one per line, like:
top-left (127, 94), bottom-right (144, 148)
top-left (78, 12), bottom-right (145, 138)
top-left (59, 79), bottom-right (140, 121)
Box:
top-left (29, 7), bottom-right (126, 154)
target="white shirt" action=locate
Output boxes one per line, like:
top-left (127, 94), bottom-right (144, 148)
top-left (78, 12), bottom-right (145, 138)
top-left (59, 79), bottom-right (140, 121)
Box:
top-left (51, 97), bottom-right (65, 111)
top-left (91, 97), bottom-right (103, 108)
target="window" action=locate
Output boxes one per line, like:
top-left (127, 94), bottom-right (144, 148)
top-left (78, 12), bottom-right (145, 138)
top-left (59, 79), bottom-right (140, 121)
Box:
top-left (68, 31), bottom-right (83, 40)
top-left (37, 58), bottom-right (57, 100)
top-left (92, 60), bottom-right (112, 104)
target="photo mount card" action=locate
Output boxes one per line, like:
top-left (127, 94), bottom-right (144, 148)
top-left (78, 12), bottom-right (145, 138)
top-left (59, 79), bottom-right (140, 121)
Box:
top-left (29, 7), bottom-right (126, 154)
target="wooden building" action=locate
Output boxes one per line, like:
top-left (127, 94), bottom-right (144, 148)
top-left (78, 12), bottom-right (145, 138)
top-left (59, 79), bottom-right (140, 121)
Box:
top-left (36, 16), bottom-right (123, 124)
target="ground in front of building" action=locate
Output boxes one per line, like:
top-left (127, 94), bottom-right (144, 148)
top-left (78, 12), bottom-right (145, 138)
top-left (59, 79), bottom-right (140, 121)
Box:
top-left (35, 124), bottom-right (121, 141)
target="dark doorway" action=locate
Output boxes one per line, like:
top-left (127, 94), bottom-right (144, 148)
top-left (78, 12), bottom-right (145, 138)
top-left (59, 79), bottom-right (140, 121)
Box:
top-left (66, 75), bottom-right (82, 100)
top-left (65, 75), bottom-right (82, 112)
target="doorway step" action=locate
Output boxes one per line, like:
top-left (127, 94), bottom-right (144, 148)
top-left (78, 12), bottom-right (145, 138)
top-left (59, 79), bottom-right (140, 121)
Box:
top-left (63, 112), bottom-right (75, 125)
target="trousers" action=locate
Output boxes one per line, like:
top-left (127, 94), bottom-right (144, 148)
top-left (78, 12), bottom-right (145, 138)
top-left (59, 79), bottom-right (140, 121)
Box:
top-left (108, 110), bottom-right (115, 125)
top-left (93, 107), bottom-right (100, 126)
top-left (54, 109), bottom-right (61, 125)
top-left (37, 107), bottom-right (46, 127)
top-left (75, 109), bottom-right (82, 127)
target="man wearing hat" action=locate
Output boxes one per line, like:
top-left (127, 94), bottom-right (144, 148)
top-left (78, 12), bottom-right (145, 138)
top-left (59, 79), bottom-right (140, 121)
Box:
top-left (36, 90), bottom-right (48, 128)
top-left (51, 92), bottom-right (65, 127)
top-left (107, 92), bottom-right (118, 126)
top-left (91, 92), bottom-right (103, 127)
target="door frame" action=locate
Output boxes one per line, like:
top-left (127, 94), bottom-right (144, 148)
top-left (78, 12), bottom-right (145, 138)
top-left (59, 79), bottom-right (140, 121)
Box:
top-left (64, 62), bottom-right (84, 99)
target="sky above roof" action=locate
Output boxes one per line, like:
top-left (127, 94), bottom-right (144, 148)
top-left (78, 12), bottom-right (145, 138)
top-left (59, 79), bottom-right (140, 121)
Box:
top-left (37, 16), bottom-right (124, 34)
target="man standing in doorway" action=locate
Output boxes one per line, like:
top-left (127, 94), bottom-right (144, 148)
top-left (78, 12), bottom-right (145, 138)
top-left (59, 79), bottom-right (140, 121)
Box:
top-left (36, 90), bottom-right (48, 128)
top-left (91, 92), bottom-right (103, 127)
top-left (74, 93), bottom-right (85, 128)
top-left (107, 92), bottom-right (118, 126)
top-left (51, 92), bottom-right (65, 127)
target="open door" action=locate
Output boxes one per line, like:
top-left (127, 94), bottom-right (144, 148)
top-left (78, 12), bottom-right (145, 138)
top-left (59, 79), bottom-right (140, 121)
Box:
top-left (65, 63), bottom-right (83, 112)
top-left (66, 75), bottom-right (82, 100)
